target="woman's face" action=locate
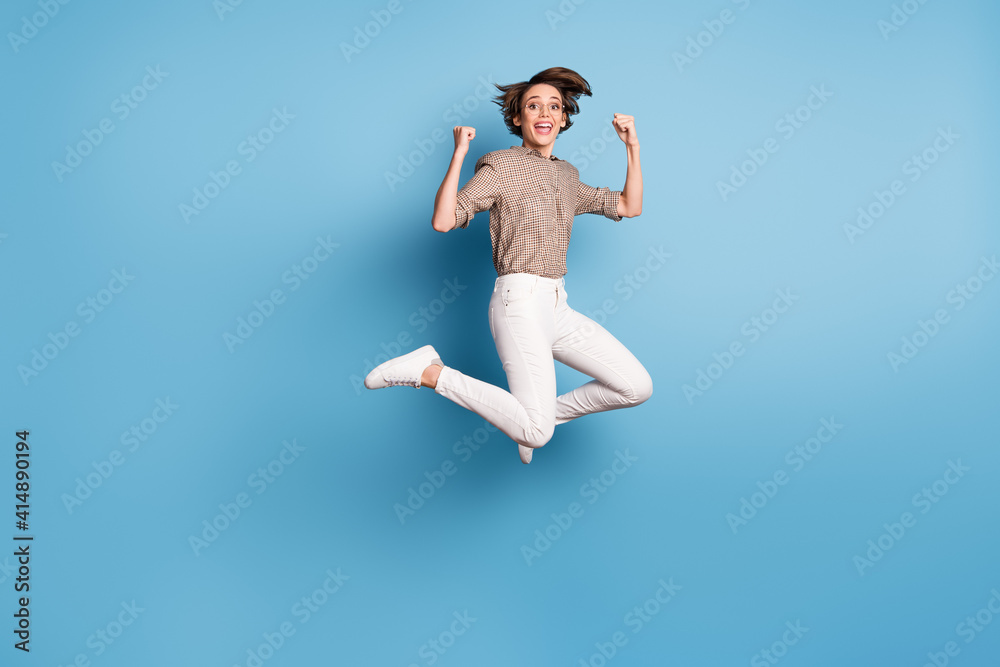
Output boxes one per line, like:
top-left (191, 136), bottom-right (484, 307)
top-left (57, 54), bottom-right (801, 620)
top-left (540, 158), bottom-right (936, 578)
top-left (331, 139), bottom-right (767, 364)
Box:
top-left (513, 83), bottom-right (567, 152)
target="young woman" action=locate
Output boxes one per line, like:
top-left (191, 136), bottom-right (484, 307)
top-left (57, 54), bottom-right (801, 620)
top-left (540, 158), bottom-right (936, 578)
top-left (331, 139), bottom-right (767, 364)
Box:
top-left (365, 66), bottom-right (652, 464)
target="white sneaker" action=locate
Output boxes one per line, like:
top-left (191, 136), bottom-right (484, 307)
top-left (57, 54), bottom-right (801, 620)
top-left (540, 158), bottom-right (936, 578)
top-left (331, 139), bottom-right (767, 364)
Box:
top-left (364, 345), bottom-right (443, 389)
top-left (518, 444), bottom-right (533, 464)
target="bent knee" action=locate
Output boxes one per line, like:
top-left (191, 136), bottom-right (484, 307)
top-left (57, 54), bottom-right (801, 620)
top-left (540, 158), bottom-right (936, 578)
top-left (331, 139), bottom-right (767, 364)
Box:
top-left (521, 420), bottom-right (555, 449)
top-left (623, 367), bottom-right (653, 405)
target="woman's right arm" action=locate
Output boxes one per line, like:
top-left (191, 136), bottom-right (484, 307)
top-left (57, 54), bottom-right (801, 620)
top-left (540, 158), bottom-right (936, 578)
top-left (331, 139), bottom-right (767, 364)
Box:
top-left (431, 126), bottom-right (476, 233)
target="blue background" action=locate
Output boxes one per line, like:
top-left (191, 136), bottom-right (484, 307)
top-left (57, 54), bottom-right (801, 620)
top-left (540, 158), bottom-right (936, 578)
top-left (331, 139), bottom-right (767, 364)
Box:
top-left (1, 0), bottom-right (998, 665)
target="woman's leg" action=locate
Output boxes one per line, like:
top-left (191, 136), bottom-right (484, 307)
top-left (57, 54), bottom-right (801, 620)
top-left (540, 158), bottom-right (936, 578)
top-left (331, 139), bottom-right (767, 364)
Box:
top-left (551, 288), bottom-right (653, 424)
top-left (433, 275), bottom-right (559, 449)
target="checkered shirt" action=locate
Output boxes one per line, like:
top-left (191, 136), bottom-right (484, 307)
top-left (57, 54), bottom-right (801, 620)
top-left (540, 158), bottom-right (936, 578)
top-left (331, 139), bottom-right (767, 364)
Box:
top-left (453, 145), bottom-right (622, 278)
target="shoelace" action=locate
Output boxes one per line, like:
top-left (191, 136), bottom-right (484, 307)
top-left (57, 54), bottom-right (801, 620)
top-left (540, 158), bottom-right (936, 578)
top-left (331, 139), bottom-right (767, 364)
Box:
top-left (384, 375), bottom-right (419, 388)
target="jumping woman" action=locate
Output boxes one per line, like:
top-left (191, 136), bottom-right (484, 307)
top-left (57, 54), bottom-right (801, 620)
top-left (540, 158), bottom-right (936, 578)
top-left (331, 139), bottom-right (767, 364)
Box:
top-left (365, 66), bottom-right (652, 464)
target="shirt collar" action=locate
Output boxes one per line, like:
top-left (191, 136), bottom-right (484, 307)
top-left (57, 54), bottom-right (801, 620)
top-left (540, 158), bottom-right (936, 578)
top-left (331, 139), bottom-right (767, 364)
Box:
top-left (511, 145), bottom-right (560, 162)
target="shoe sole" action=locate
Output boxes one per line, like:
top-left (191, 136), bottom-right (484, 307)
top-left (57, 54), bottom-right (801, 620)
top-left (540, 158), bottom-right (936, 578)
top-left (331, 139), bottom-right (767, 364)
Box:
top-left (519, 444), bottom-right (533, 464)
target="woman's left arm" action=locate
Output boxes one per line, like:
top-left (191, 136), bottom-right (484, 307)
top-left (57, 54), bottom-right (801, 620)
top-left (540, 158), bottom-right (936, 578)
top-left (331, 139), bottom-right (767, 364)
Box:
top-left (613, 113), bottom-right (642, 218)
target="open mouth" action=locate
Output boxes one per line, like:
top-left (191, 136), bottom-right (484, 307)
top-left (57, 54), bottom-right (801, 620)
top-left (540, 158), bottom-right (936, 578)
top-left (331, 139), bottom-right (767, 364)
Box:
top-left (534, 122), bottom-right (553, 135)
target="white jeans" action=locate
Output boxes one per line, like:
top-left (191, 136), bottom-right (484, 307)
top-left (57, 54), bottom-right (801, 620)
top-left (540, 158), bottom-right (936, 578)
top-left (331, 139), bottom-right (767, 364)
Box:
top-left (434, 273), bottom-right (653, 449)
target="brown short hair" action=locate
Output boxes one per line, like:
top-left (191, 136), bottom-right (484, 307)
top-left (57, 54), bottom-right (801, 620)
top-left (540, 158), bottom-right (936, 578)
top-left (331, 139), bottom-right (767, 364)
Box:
top-left (493, 67), bottom-right (593, 137)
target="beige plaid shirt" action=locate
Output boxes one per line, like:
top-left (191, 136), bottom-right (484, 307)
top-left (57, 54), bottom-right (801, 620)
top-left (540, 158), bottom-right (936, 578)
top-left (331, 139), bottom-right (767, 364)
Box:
top-left (454, 145), bottom-right (622, 278)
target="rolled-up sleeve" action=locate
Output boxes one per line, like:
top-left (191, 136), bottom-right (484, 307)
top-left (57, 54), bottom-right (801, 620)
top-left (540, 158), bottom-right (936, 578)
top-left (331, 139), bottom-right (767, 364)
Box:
top-left (454, 155), bottom-right (500, 229)
top-left (576, 180), bottom-right (622, 222)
